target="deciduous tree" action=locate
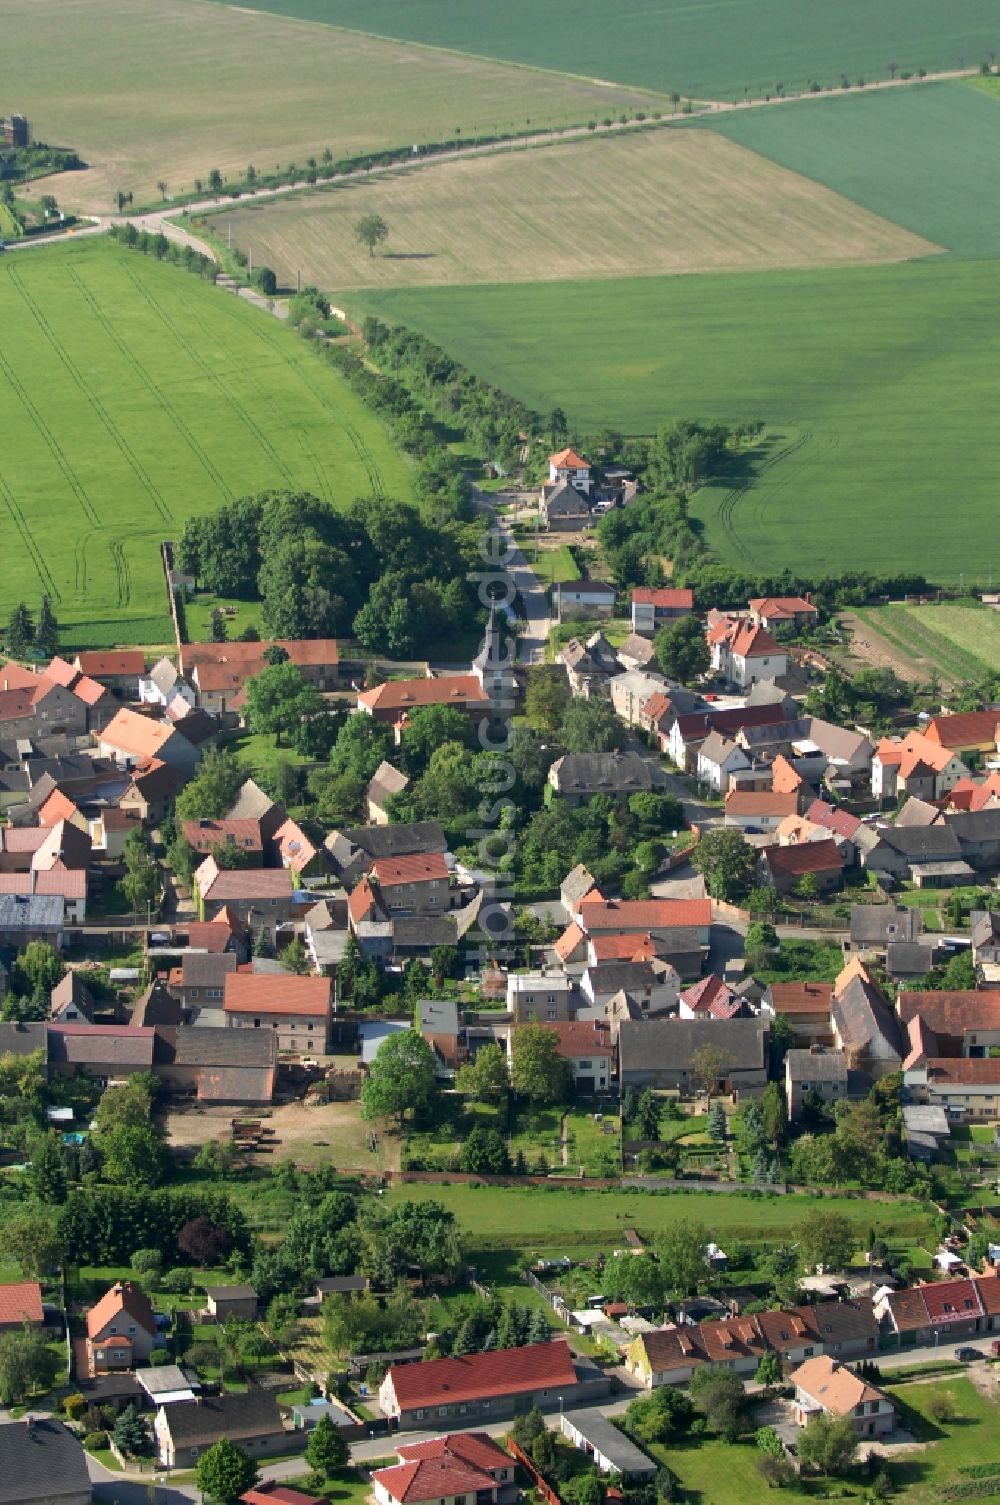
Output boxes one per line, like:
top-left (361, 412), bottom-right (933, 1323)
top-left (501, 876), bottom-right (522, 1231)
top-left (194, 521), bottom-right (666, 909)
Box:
top-left (196, 1437), bottom-right (259, 1504)
top-left (355, 214), bottom-right (389, 256)
top-left (456, 1042), bottom-right (510, 1104)
top-left (657, 1220), bottom-right (709, 1296)
top-left (510, 1024), bottom-right (570, 1104)
top-left (361, 1030), bottom-right (438, 1129)
top-left (693, 828), bottom-right (759, 902)
top-left (796, 1209), bottom-right (857, 1272)
top-left (654, 615), bottom-right (709, 683)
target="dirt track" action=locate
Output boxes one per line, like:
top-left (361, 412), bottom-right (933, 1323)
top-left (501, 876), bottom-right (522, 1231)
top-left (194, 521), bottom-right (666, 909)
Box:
top-left (837, 611), bottom-right (934, 686)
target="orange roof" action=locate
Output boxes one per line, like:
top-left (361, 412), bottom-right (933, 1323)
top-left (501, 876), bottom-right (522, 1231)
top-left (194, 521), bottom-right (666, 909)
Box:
top-left (86, 1281), bottom-right (155, 1340)
top-left (730, 622), bottom-right (781, 658)
top-left (771, 754), bottom-right (804, 794)
top-left (550, 448), bottom-right (589, 470)
top-left (72, 674), bottom-right (108, 707)
top-left (75, 651), bottom-right (147, 677)
top-left (358, 675), bottom-right (488, 714)
top-left (371, 852), bottom-right (449, 886)
top-left (0, 869), bottom-right (86, 898)
top-left (101, 708), bottom-right (174, 759)
top-left (349, 875), bottom-right (379, 925)
top-left (543, 1020), bottom-right (613, 1058)
top-left (224, 973), bottom-right (331, 1017)
top-left (589, 932), bottom-right (659, 962)
top-left (767, 981), bottom-right (834, 1015)
top-left (764, 840), bottom-right (843, 878)
top-left (879, 732), bottom-right (958, 778)
top-left (834, 955), bottom-right (878, 997)
top-left (631, 588), bottom-right (694, 608)
top-left (194, 857), bottom-right (293, 901)
top-left (38, 789), bottom-right (81, 827)
top-left (184, 640), bottom-right (339, 682)
top-left (791, 1355), bottom-right (887, 1415)
top-left (272, 817), bottom-right (319, 874)
top-left (554, 921), bottom-right (586, 962)
top-left (641, 692), bottom-right (673, 726)
top-left (0, 661), bottom-right (39, 692)
top-left (578, 898), bottom-right (711, 931)
top-left (0, 1281), bottom-right (42, 1326)
top-left (182, 819), bottom-right (264, 855)
top-left (40, 656), bottom-right (80, 688)
top-left (0, 688), bottom-right (36, 723)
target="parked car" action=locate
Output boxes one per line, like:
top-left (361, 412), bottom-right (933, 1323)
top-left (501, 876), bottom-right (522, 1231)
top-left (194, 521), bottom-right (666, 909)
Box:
top-left (957, 1347), bottom-right (984, 1362)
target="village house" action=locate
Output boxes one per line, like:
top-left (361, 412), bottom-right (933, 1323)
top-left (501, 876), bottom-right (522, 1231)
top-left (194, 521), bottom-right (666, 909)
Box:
top-left (875, 1274), bottom-right (1000, 1348)
top-left (0, 869), bottom-right (87, 925)
top-left (366, 761), bottom-right (409, 825)
top-left (98, 707), bottom-right (200, 774)
top-left (561, 862), bottom-right (598, 917)
top-left (580, 958), bottom-right (678, 1016)
top-left (181, 640), bottom-right (340, 711)
top-left (548, 447), bottom-right (592, 494)
top-left (678, 974), bottom-right (744, 1021)
top-left (548, 750), bottom-right (669, 806)
top-left (946, 808), bottom-right (1000, 871)
top-left (357, 674), bottom-right (490, 726)
top-left (154, 1391), bottom-right (291, 1468)
top-left (223, 973), bottom-right (332, 1053)
top-left (558, 633), bottom-right (620, 698)
top-left (170, 950), bottom-right (238, 1009)
top-left (73, 650), bottom-right (146, 699)
top-left (85, 1281), bottom-right (157, 1376)
top-left (609, 670), bottom-right (668, 727)
top-left (924, 709), bottom-right (1000, 762)
top-left (761, 839), bottom-right (844, 896)
top-left (861, 822), bottom-right (972, 888)
top-left (368, 851), bottom-right (452, 916)
top-left (618, 1017), bottom-right (769, 1096)
top-left (182, 817), bottom-right (264, 865)
top-left (325, 820), bottom-right (448, 888)
top-left (708, 620), bottom-right (787, 689)
top-left (785, 1046), bottom-right (848, 1121)
top-left (748, 595), bottom-right (818, 633)
top-left (194, 859), bottom-right (295, 931)
top-left (372, 1433), bottom-right (518, 1505)
top-left (617, 633), bottom-right (657, 672)
top-left (0, 1417), bottom-right (91, 1505)
top-left (119, 758), bottom-right (183, 822)
top-left (696, 732), bottom-right (751, 794)
top-left (630, 587), bottom-right (695, 636)
top-left (724, 789), bottom-right (799, 833)
top-left (0, 892), bottom-right (66, 948)
top-left (872, 732), bottom-right (970, 804)
top-left (762, 981), bottom-right (834, 1046)
top-left (541, 481), bottom-right (592, 531)
top-left (49, 971), bottom-right (94, 1023)
top-left (830, 960), bottom-right (902, 1078)
top-left (553, 580), bottom-right (617, 621)
top-left (666, 703), bottom-right (789, 770)
top-left (377, 1339), bottom-right (594, 1428)
top-left (790, 1355), bottom-right (895, 1439)
top-left (626, 1315), bottom-right (768, 1389)
top-left (507, 970), bottom-right (574, 1023)
top-left (508, 1019), bottom-right (614, 1093)
top-left (204, 1285), bottom-right (258, 1321)
top-left (139, 655), bottom-right (196, 709)
top-left (754, 1299), bottom-right (879, 1368)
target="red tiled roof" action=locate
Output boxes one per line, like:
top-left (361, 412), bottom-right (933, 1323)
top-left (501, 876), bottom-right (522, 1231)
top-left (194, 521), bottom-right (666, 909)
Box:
top-left (195, 858), bottom-right (292, 901)
top-left (373, 1458), bottom-right (492, 1505)
top-left (75, 651), bottom-right (146, 677)
top-left (550, 448), bottom-right (589, 470)
top-left (578, 898), bottom-right (710, 931)
top-left (725, 790), bottom-right (798, 818)
top-left (72, 674), bottom-right (108, 707)
top-left (181, 819), bottom-right (264, 855)
top-left (397, 1433), bottom-right (510, 1473)
top-left (86, 1281), bottom-right (155, 1340)
top-left (920, 1277), bottom-right (983, 1322)
top-left (673, 704), bottom-right (787, 744)
top-left (387, 1340), bottom-right (575, 1410)
top-left (0, 870), bottom-right (86, 898)
top-left (589, 932), bottom-right (658, 962)
top-left (925, 710), bottom-right (1000, 750)
top-left (764, 840), bottom-right (843, 877)
top-left (0, 1281), bottom-right (42, 1326)
top-left (631, 588), bottom-right (694, 609)
top-left (358, 675), bottom-right (488, 714)
top-left (771, 754), bottom-right (804, 794)
top-left (224, 974), bottom-right (331, 1017)
top-left (767, 981), bottom-right (833, 1015)
top-left (540, 1020), bottom-right (613, 1058)
top-left (926, 1058), bottom-right (1000, 1086)
top-left (681, 974), bottom-right (742, 1019)
top-left (243, 1489), bottom-right (323, 1505)
top-left (0, 688), bottom-right (36, 723)
top-left (371, 852), bottom-right (449, 886)
top-left (185, 639), bottom-right (338, 670)
top-left (272, 817), bottom-right (318, 875)
top-left (348, 875), bottom-right (379, 925)
top-left (897, 991), bottom-right (1000, 1033)
top-left (1, 827), bottom-right (49, 854)
top-left (749, 596), bottom-right (817, 620)
top-left (730, 623), bottom-right (781, 658)
top-left (805, 799), bottom-right (862, 839)
top-left (641, 692), bottom-right (674, 727)
top-left (39, 656), bottom-right (79, 688)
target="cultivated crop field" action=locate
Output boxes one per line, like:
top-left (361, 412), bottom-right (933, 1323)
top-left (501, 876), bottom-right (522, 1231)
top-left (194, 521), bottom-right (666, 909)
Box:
top-left (0, 239), bottom-right (411, 642)
top-left (5, 0), bottom-right (661, 212)
top-left (218, 129), bottom-right (933, 292)
top-left (852, 601), bottom-right (1000, 684)
top-left (213, 0), bottom-right (1000, 102)
top-left (353, 256), bottom-right (1000, 581)
top-left (703, 81), bottom-right (1000, 258)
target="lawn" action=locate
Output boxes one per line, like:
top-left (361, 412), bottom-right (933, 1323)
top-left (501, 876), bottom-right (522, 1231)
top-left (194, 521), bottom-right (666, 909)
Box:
top-left (184, 593), bottom-right (262, 643)
top-left (884, 1377), bottom-right (1000, 1502)
top-left (0, 238), bottom-right (411, 644)
top-left (211, 0), bottom-right (1000, 102)
top-left (532, 546), bottom-right (582, 589)
top-left (702, 81), bottom-right (1000, 258)
top-left (3, 0), bottom-right (662, 213)
top-left (215, 128), bottom-right (929, 293)
top-left (382, 1181), bottom-right (932, 1254)
top-left (854, 601), bottom-right (1000, 683)
top-left (352, 256), bottom-right (1000, 582)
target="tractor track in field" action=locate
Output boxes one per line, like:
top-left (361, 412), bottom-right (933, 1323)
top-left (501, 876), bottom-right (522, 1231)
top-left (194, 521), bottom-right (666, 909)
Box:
top-left (0, 341), bottom-right (100, 530)
top-left (219, 300), bottom-right (387, 500)
top-left (0, 466), bottom-right (60, 602)
top-left (67, 265), bottom-right (232, 505)
top-left (8, 262), bottom-right (173, 525)
top-left (120, 262), bottom-right (299, 490)
top-left (716, 429), bottom-right (813, 557)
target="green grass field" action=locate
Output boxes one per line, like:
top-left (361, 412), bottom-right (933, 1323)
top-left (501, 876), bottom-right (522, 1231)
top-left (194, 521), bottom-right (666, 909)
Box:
top-left (702, 81), bottom-right (1000, 257)
top-left (6, 0), bottom-right (663, 212)
top-left (0, 238), bottom-right (412, 642)
top-left (212, 0), bottom-right (1000, 101)
top-left (352, 256), bottom-right (1000, 581)
top-left (855, 601), bottom-right (1000, 682)
top-left (384, 1181), bottom-right (932, 1254)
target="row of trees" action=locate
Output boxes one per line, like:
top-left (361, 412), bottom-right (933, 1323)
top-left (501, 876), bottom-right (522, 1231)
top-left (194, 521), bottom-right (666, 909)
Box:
top-left (4, 596), bottom-right (58, 659)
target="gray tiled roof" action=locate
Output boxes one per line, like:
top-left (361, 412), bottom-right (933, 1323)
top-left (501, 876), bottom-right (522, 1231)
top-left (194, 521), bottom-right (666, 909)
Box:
top-left (338, 821), bottom-right (447, 859)
top-left (0, 1021), bottom-right (47, 1057)
top-left (849, 904), bottom-right (921, 945)
top-left (619, 1017), bottom-right (768, 1073)
top-left (0, 1418), bottom-right (90, 1501)
top-left (158, 1390), bottom-right (281, 1446)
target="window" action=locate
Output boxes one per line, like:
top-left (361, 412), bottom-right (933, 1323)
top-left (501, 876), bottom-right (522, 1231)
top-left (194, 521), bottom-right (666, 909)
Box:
top-left (190, 989), bottom-right (199, 999)
top-left (547, 1010), bottom-right (556, 1021)
top-left (254, 1019), bottom-right (260, 1028)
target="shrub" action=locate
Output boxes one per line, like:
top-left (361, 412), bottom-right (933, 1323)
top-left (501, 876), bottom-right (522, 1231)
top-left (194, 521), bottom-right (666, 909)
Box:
top-left (62, 1393), bottom-right (86, 1421)
top-left (149, 1349), bottom-right (171, 1366)
top-left (84, 1431), bottom-right (108, 1449)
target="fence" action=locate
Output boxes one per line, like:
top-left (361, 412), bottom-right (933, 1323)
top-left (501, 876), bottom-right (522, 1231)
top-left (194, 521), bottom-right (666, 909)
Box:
top-left (507, 1437), bottom-right (563, 1505)
top-left (523, 1270), bottom-right (572, 1325)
